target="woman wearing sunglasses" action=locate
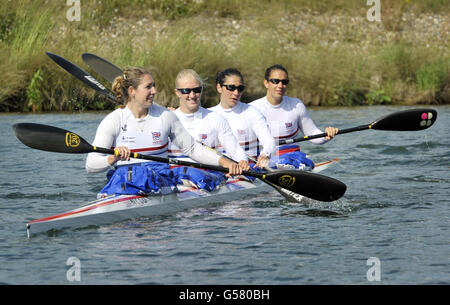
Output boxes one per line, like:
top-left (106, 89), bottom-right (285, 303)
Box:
top-left (250, 64), bottom-right (339, 170)
top-left (168, 69), bottom-right (251, 190)
top-left (86, 67), bottom-right (244, 197)
top-left (209, 68), bottom-right (276, 169)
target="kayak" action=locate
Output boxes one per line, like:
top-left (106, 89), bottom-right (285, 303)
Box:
top-left (26, 159), bottom-right (339, 237)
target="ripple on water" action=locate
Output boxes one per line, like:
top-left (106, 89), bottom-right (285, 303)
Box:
top-left (379, 146), bottom-right (410, 155)
top-left (5, 191), bottom-right (85, 200)
top-left (399, 175), bottom-right (447, 184)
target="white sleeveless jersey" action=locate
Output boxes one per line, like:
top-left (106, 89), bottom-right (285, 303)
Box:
top-left (209, 101), bottom-right (276, 158)
top-left (168, 107), bottom-right (247, 162)
top-left (85, 104), bottom-right (220, 173)
top-left (250, 96), bottom-right (327, 146)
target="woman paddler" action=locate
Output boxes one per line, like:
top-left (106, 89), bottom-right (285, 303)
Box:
top-left (85, 67), bottom-right (243, 197)
top-left (168, 69), bottom-right (251, 190)
top-left (209, 68), bottom-right (276, 169)
top-left (250, 64), bottom-right (339, 170)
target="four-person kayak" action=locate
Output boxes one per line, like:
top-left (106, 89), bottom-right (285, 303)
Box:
top-left (26, 159), bottom-right (338, 237)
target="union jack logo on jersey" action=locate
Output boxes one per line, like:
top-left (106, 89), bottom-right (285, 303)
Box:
top-left (285, 122), bottom-right (293, 128)
top-left (152, 132), bottom-right (161, 141)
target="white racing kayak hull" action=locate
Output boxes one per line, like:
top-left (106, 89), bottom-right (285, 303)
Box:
top-left (26, 158), bottom-right (339, 237)
top-left (27, 178), bottom-right (267, 237)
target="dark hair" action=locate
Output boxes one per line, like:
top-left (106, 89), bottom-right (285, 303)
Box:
top-left (215, 68), bottom-right (244, 86)
top-left (264, 64), bottom-right (289, 80)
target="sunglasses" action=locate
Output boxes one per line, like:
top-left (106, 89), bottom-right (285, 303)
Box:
top-left (177, 87), bottom-right (203, 94)
top-left (222, 84), bottom-right (246, 93)
top-left (268, 78), bottom-right (290, 85)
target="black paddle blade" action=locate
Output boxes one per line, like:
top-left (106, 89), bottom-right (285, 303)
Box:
top-left (371, 108), bottom-right (437, 131)
top-left (263, 170), bottom-right (346, 202)
top-left (46, 52), bottom-right (117, 102)
top-left (82, 53), bottom-right (123, 83)
top-left (12, 123), bottom-right (93, 154)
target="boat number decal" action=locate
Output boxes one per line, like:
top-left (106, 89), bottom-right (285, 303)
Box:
top-left (278, 175), bottom-right (295, 188)
top-left (66, 132), bottom-right (81, 147)
top-left (126, 197), bottom-right (148, 207)
top-left (420, 112), bottom-right (433, 127)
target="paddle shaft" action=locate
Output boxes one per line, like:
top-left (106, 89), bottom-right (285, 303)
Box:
top-left (280, 124), bottom-right (369, 145)
top-left (280, 107), bottom-right (437, 145)
top-left (93, 145), bottom-right (265, 178)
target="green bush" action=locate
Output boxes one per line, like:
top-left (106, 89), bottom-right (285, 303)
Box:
top-left (416, 59), bottom-right (448, 92)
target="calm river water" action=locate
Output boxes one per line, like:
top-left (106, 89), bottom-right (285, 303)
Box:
top-left (0, 105), bottom-right (448, 285)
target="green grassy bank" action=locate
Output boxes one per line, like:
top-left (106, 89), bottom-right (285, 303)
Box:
top-left (1, 0), bottom-right (449, 112)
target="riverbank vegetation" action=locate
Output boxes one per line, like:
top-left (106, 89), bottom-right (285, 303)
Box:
top-left (1, 0), bottom-right (449, 112)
